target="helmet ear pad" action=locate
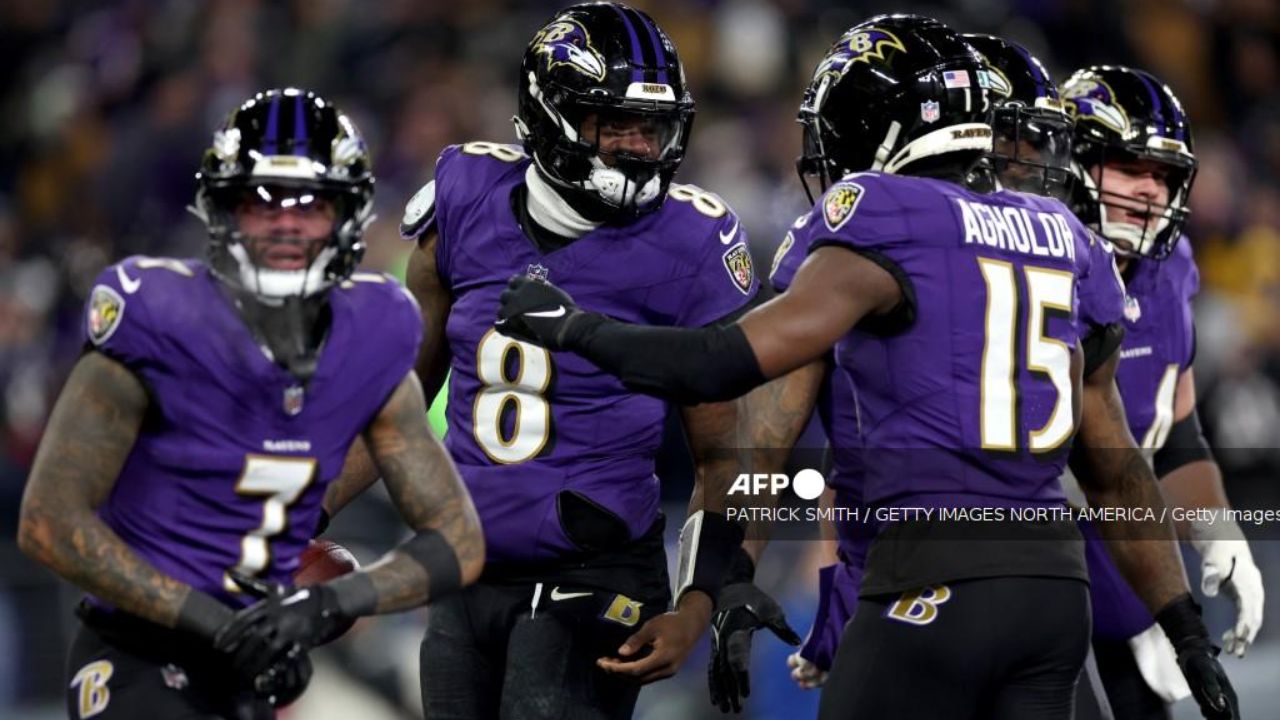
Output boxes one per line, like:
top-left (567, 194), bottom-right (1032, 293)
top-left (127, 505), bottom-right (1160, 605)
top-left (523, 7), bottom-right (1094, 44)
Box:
top-left (515, 3), bottom-right (695, 221)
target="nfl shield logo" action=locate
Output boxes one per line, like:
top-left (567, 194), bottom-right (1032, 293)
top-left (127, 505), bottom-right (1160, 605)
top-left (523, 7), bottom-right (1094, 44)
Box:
top-left (1124, 295), bottom-right (1142, 323)
top-left (920, 100), bottom-right (940, 123)
top-left (526, 264), bottom-right (550, 282)
top-left (283, 385), bottom-right (305, 416)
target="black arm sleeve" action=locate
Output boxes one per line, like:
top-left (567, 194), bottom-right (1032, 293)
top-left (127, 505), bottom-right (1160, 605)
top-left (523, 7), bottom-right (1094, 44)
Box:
top-left (563, 313), bottom-right (766, 405)
top-left (1082, 322), bottom-right (1126, 378)
top-left (1153, 408), bottom-right (1214, 478)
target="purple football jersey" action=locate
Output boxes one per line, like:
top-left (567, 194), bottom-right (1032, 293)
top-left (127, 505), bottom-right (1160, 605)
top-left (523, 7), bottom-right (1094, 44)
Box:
top-left (1086, 235), bottom-right (1200, 641)
top-left (774, 181), bottom-right (1121, 660)
top-left (430, 142), bottom-right (757, 563)
top-left (786, 173), bottom-right (1095, 512)
top-left (83, 257), bottom-right (420, 607)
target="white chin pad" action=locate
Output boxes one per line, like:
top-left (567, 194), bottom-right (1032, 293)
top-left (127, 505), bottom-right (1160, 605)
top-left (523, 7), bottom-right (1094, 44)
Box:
top-left (586, 158), bottom-right (661, 208)
top-left (229, 242), bottom-right (337, 298)
top-left (1101, 212), bottom-right (1170, 256)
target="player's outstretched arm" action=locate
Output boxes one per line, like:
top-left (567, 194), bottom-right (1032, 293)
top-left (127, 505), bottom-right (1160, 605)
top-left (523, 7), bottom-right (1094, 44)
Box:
top-left (323, 230), bottom-right (454, 520)
top-left (496, 246), bottom-right (899, 404)
top-left (18, 351), bottom-right (232, 637)
top-left (1070, 352), bottom-right (1239, 719)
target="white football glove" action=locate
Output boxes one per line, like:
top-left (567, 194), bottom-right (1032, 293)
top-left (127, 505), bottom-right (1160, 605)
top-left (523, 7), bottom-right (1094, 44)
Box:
top-left (787, 652), bottom-right (827, 690)
top-left (1192, 519), bottom-right (1265, 658)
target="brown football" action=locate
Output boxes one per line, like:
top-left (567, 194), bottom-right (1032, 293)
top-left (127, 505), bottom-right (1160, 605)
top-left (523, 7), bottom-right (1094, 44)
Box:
top-left (294, 539), bottom-right (360, 586)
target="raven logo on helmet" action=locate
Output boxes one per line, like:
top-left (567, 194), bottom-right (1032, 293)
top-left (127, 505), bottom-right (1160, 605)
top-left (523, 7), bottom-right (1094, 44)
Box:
top-left (1062, 79), bottom-right (1130, 135)
top-left (532, 20), bottom-right (606, 81)
top-left (846, 28), bottom-right (907, 65)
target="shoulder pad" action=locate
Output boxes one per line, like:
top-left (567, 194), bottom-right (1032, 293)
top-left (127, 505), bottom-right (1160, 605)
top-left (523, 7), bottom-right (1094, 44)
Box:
top-left (400, 180), bottom-right (436, 240)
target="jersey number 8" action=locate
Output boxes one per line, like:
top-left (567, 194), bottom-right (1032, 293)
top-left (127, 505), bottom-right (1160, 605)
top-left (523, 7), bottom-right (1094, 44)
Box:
top-left (473, 329), bottom-right (553, 464)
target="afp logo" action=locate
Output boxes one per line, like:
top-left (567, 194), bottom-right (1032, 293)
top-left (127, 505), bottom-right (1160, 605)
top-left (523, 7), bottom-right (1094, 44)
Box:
top-left (729, 469), bottom-right (826, 501)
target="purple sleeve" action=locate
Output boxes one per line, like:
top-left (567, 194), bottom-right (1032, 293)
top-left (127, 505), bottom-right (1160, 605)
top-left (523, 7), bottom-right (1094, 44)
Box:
top-left (83, 258), bottom-right (167, 369)
top-left (769, 217), bottom-right (812, 293)
top-left (1172, 236), bottom-right (1199, 368)
top-left (672, 209), bottom-right (760, 327)
top-left (1077, 232), bottom-right (1125, 328)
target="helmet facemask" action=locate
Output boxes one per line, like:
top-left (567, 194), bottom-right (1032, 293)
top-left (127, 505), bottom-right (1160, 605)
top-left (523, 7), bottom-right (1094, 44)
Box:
top-left (1075, 144), bottom-right (1196, 260)
top-left (990, 103), bottom-right (1075, 200)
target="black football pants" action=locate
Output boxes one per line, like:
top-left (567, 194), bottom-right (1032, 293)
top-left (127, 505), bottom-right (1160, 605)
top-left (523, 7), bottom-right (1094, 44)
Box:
top-left (819, 576), bottom-right (1091, 720)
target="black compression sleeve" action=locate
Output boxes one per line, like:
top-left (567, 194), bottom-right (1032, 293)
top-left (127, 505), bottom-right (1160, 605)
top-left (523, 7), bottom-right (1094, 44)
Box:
top-left (1082, 322), bottom-right (1126, 378)
top-left (562, 313), bottom-right (766, 404)
top-left (1154, 409), bottom-right (1214, 478)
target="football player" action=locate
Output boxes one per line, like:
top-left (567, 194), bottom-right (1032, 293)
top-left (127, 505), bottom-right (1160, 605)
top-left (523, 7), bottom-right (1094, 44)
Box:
top-left (1061, 65), bottom-right (1265, 720)
top-left (780, 31), bottom-right (1128, 695)
top-left (497, 15), bottom-right (1239, 719)
top-left (352, 4), bottom-right (763, 718)
top-left (17, 89), bottom-right (483, 720)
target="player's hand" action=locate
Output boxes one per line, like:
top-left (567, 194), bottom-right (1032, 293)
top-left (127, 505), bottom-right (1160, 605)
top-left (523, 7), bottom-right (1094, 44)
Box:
top-left (253, 650), bottom-right (313, 708)
top-left (1176, 641), bottom-right (1240, 719)
top-left (1199, 538), bottom-right (1264, 657)
top-left (215, 572), bottom-right (350, 680)
top-left (709, 583), bottom-right (802, 713)
top-left (496, 275), bottom-right (584, 350)
top-left (787, 652), bottom-right (827, 690)
top-left (597, 592), bottom-right (712, 684)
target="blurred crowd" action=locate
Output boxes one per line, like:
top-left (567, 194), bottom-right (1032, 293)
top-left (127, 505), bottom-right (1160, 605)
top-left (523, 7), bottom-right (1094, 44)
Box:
top-left (1, 0), bottom-right (1278, 717)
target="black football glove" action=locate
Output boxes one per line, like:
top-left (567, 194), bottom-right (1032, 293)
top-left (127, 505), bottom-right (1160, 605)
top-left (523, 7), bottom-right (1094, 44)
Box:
top-left (253, 650), bottom-right (313, 708)
top-left (1156, 594), bottom-right (1241, 719)
top-left (496, 275), bottom-right (592, 350)
top-left (709, 583), bottom-right (802, 713)
top-left (214, 572), bottom-right (351, 681)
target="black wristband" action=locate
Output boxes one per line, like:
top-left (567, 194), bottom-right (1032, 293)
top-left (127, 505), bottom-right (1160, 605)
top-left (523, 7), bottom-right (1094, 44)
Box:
top-left (327, 571), bottom-right (378, 618)
top-left (725, 547), bottom-right (757, 585)
top-left (1155, 593), bottom-right (1212, 652)
top-left (176, 589), bottom-right (233, 641)
top-left (314, 509), bottom-right (331, 537)
top-left (1153, 410), bottom-right (1214, 478)
top-left (675, 511), bottom-right (747, 606)
top-left (403, 529), bottom-right (463, 600)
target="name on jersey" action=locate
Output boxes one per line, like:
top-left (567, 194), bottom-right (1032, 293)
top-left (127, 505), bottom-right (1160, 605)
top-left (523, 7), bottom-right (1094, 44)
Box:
top-left (955, 199), bottom-right (1076, 261)
top-left (263, 439), bottom-right (311, 453)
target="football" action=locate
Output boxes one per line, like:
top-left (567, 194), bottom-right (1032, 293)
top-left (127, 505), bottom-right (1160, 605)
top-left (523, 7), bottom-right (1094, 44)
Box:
top-left (294, 539), bottom-right (360, 587)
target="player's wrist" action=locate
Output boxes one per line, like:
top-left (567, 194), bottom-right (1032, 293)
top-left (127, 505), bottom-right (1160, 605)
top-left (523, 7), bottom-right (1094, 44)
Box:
top-left (1155, 592), bottom-right (1213, 654)
top-left (177, 588), bottom-right (234, 642)
top-left (324, 572), bottom-right (376, 620)
top-left (556, 309), bottom-right (607, 352)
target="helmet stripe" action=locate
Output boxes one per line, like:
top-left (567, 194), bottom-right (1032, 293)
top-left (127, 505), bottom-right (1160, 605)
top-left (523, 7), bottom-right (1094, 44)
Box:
top-left (1014, 44), bottom-right (1049, 100)
top-left (1136, 71), bottom-right (1172, 139)
top-left (634, 9), bottom-right (670, 85)
top-left (608, 3), bottom-right (649, 84)
top-left (263, 95), bottom-right (281, 155)
top-left (293, 94), bottom-right (308, 155)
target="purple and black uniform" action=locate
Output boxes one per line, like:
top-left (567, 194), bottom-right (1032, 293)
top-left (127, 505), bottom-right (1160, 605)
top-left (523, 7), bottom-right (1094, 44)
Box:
top-left (83, 257), bottom-right (420, 608)
top-left (1085, 235), bottom-right (1199, 644)
top-left (427, 143), bottom-right (756, 570)
top-left (416, 142), bottom-right (756, 719)
top-left (771, 177), bottom-right (1125, 671)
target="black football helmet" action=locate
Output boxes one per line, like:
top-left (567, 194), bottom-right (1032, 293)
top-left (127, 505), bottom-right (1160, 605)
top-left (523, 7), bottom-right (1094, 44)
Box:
top-left (193, 88), bottom-right (373, 299)
top-left (963, 34), bottom-right (1074, 200)
top-left (515, 2), bottom-right (694, 221)
top-left (797, 14), bottom-right (994, 202)
top-left (1061, 66), bottom-right (1196, 259)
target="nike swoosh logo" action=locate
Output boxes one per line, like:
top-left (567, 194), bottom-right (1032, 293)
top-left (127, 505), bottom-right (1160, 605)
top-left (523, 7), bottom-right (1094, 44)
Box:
top-left (116, 265), bottom-right (141, 294)
top-left (282, 589), bottom-right (311, 606)
top-left (719, 219), bottom-right (740, 244)
top-left (527, 306), bottom-right (566, 318)
top-left (549, 587), bottom-right (592, 601)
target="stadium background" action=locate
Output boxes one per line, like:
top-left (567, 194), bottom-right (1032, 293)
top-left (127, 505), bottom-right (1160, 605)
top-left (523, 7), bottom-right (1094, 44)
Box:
top-left (0, 0), bottom-right (1277, 717)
